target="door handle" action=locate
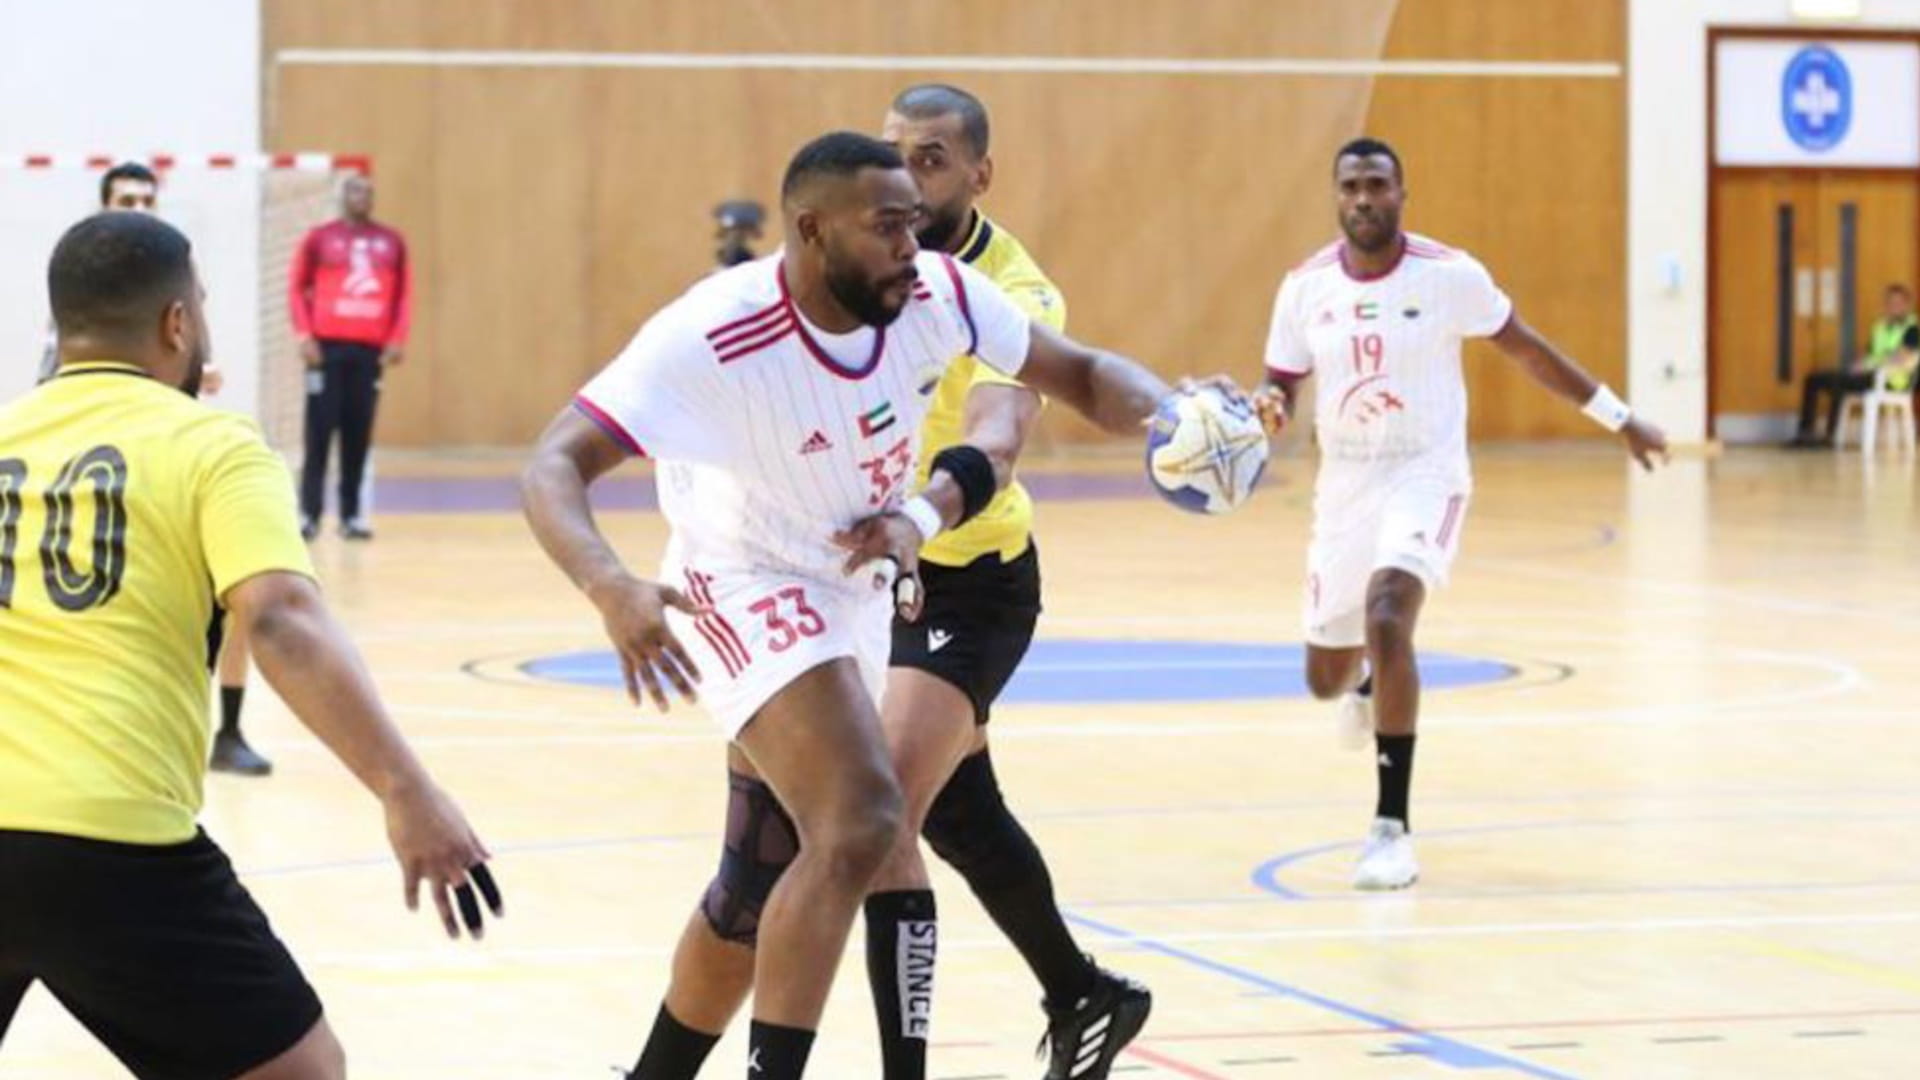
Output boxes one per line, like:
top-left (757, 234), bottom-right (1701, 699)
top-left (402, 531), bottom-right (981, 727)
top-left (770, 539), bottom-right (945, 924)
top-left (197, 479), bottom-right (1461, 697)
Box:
top-left (1796, 268), bottom-right (1816, 317)
top-left (1818, 267), bottom-right (1839, 318)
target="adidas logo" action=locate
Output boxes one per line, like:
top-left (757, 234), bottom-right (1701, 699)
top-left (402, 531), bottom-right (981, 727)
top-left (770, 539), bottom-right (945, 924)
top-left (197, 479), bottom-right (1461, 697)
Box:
top-left (1073, 1013), bottom-right (1112, 1077)
top-left (799, 430), bottom-right (834, 455)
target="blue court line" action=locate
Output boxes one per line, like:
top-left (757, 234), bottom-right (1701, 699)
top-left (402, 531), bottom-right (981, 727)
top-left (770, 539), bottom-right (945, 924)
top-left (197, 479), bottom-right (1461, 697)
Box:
top-left (1065, 911), bottom-right (1580, 1079)
top-left (1252, 812), bottom-right (1920, 900)
top-left (1076, 875), bottom-right (1920, 909)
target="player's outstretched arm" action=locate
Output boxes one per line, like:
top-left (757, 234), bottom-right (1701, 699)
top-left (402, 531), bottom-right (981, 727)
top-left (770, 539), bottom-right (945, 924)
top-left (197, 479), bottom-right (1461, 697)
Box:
top-left (228, 570), bottom-right (502, 940)
top-left (912, 382), bottom-right (1042, 531)
top-left (1015, 324), bottom-right (1179, 436)
top-left (1490, 315), bottom-right (1669, 471)
top-left (959, 382), bottom-right (1043, 492)
top-left (521, 408), bottom-right (703, 710)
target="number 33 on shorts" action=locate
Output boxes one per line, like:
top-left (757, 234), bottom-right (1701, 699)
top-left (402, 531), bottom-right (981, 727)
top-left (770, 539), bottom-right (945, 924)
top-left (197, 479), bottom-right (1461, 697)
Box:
top-left (667, 569), bottom-right (890, 740)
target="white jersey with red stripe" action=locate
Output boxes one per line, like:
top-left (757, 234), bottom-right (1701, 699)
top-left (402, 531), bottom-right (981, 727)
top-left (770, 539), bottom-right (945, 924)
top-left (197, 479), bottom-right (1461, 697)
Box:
top-left (1265, 233), bottom-right (1507, 647)
top-left (578, 251), bottom-right (1029, 585)
top-left (1263, 232), bottom-right (1512, 492)
top-left (573, 251), bottom-right (1031, 734)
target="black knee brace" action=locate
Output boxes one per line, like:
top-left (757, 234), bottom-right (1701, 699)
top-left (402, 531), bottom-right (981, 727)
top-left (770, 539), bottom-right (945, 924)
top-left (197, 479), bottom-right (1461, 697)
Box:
top-left (700, 771), bottom-right (799, 945)
top-left (921, 749), bottom-right (1042, 894)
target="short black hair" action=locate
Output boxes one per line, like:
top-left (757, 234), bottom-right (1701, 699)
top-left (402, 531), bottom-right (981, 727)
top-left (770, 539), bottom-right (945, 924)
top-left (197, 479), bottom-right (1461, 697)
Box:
top-left (48, 212), bottom-right (195, 341)
top-left (890, 83), bottom-right (991, 157)
top-left (98, 161), bottom-right (158, 207)
top-left (781, 132), bottom-right (905, 202)
top-left (1888, 283), bottom-right (1912, 297)
top-left (1334, 137), bottom-right (1403, 182)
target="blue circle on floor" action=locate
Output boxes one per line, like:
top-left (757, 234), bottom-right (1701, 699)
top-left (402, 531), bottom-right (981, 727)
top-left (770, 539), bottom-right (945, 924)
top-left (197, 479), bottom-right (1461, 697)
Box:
top-left (520, 640), bottom-right (1515, 704)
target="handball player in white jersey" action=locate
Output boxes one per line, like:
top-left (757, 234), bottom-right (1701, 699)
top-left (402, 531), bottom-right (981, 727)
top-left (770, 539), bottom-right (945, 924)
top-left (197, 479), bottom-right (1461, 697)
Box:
top-left (523, 132), bottom-right (1197, 1080)
top-left (1254, 138), bottom-right (1668, 890)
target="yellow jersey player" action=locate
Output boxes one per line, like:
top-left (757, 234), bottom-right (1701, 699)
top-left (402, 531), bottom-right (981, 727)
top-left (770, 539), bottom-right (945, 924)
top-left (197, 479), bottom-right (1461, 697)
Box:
top-left (619, 87), bottom-right (1151, 1080)
top-left (0, 212), bottom-right (500, 1079)
top-left (33, 160), bottom-right (269, 776)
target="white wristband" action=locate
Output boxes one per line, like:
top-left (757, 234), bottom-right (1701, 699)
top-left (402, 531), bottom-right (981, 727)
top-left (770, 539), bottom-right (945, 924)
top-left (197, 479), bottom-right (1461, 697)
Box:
top-left (1582, 385), bottom-right (1632, 433)
top-left (898, 495), bottom-right (944, 543)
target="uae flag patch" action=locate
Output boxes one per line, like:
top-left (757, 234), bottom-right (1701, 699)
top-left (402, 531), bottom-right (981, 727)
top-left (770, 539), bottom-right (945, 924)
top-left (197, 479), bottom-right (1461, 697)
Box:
top-left (859, 401), bottom-right (897, 438)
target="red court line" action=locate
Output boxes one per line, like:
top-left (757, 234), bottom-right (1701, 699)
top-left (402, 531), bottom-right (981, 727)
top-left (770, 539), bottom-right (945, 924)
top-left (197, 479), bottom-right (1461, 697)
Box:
top-left (1125, 1043), bottom-right (1233, 1080)
top-left (1146, 1005), bottom-right (1920, 1043)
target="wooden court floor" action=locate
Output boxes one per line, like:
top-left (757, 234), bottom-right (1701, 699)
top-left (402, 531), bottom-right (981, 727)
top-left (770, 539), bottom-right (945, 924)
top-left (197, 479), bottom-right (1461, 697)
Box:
top-left (7, 445), bottom-right (1919, 1079)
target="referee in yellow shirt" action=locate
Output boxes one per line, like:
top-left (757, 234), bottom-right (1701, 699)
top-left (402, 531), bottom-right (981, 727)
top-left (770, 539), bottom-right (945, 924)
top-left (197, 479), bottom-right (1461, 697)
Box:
top-left (0, 212), bottom-right (499, 1079)
top-left (622, 86), bottom-right (1149, 1080)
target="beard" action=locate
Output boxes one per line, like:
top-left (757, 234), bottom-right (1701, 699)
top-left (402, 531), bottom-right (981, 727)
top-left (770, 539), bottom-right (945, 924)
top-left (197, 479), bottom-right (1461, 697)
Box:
top-left (178, 346), bottom-right (207, 398)
top-left (825, 258), bottom-right (913, 328)
top-left (915, 204), bottom-right (969, 253)
top-left (1341, 208), bottom-right (1400, 254)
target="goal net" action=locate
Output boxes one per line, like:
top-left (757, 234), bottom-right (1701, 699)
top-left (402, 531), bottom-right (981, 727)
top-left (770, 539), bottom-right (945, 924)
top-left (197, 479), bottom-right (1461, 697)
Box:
top-left (0, 152), bottom-right (369, 456)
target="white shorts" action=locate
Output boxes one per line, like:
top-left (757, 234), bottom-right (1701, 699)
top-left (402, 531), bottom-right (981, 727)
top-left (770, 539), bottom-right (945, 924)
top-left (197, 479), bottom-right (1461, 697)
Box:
top-left (664, 563), bottom-right (892, 739)
top-left (1304, 469), bottom-right (1469, 649)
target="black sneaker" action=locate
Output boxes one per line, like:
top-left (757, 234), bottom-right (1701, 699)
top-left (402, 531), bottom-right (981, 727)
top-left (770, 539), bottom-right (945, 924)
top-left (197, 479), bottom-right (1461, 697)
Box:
top-left (1038, 964), bottom-right (1152, 1080)
top-left (209, 730), bottom-right (273, 777)
top-left (300, 517), bottom-right (321, 541)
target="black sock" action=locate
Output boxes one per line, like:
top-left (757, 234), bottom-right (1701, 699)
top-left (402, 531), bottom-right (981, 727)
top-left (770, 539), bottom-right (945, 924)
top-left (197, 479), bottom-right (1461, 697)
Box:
top-left (1375, 733), bottom-right (1416, 827)
top-left (864, 890), bottom-right (936, 1080)
top-left (218, 685), bottom-right (245, 737)
top-left (933, 753), bottom-right (1097, 1007)
top-left (629, 1004), bottom-right (720, 1080)
top-left (746, 1020), bottom-right (815, 1080)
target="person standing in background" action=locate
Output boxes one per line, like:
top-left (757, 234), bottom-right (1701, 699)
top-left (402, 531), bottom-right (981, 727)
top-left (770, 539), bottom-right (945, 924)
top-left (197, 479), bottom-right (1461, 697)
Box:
top-left (712, 199), bottom-right (765, 269)
top-left (37, 162), bottom-right (165, 386)
top-left (288, 173), bottom-right (411, 541)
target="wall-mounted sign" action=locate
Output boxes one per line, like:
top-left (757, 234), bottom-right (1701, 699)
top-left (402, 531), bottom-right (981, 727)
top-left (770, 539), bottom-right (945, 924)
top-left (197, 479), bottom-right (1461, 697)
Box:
top-left (1716, 37), bottom-right (1919, 167)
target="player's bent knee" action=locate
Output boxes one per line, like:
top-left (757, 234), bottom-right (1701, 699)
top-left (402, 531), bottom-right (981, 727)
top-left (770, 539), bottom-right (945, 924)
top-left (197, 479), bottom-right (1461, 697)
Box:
top-left (818, 783), bottom-right (903, 884)
top-left (1303, 648), bottom-right (1363, 699)
top-left (1364, 599), bottom-right (1417, 650)
top-left (700, 771), bottom-right (800, 945)
top-left (1305, 663), bottom-right (1351, 700)
top-left (923, 750), bottom-right (1041, 892)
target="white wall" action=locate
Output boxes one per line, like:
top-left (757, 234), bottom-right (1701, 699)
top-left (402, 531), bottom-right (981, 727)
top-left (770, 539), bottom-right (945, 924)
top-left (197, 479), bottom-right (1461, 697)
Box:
top-left (0, 0), bottom-right (260, 410)
top-left (1628, 0), bottom-right (1920, 444)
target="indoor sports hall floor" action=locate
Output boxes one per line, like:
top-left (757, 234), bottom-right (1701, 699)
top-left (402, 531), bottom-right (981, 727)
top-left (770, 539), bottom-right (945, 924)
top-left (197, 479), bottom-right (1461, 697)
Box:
top-left (9, 445), bottom-right (1919, 1079)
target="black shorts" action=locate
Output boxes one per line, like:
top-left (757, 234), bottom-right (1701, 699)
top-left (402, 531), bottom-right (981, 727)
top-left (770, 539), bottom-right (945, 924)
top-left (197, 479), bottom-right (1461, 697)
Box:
top-left (891, 542), bottom-right (1042, 724)
top-left (0, 829), bottom-right (322, 1080)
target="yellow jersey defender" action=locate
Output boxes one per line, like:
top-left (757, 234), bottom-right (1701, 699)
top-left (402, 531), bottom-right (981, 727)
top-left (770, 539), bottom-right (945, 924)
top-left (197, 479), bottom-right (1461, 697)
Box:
top-left (914, 212), bottom-right (1066, 567)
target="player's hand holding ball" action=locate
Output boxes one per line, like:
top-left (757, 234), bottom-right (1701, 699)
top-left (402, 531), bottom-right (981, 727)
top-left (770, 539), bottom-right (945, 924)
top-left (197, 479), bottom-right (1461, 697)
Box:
top-left (587, 572), bottom-right (704, 710)
top-left (1145, 378), bottom-right (1270, 514)
top-left (1250, 384), bottom-right (1289, 436)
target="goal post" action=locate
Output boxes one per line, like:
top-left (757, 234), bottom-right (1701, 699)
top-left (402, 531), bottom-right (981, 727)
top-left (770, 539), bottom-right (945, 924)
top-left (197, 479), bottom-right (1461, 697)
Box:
top-left (0, 151), bottom-right (370, 456)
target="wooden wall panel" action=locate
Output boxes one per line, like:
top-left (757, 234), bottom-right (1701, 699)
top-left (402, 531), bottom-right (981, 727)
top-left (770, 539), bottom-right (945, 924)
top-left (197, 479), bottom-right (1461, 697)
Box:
top-left (1381, 0), bottom-right (1622, 62)
top-left (267, 1), bottom-right (1402, 57)
top-left (264, 0), bottom-right (1625, 448)
top-left (1363, 1), bottom-right (1626, 440)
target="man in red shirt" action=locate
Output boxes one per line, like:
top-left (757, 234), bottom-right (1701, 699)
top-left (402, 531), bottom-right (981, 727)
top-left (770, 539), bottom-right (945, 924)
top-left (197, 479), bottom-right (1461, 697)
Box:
top-left (288, 173), bottom-right (411, 540)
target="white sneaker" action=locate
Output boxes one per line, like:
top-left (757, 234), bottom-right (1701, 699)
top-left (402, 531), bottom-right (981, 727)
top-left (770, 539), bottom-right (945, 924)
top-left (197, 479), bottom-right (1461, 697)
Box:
top-left (1337, 690), bottom-right (1375, 750)
top-left (1353, 817), bottom-right (1419, 890)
